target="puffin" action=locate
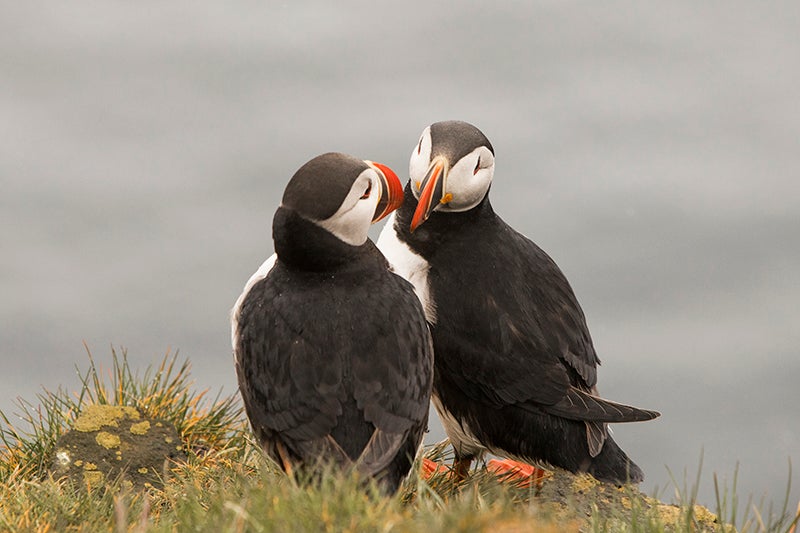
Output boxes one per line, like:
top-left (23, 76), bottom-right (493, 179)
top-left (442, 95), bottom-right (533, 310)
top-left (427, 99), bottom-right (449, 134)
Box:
top-left (377, 121), bottom-right (660, 484)
top-left (232, 152), bottom-right (434, 493)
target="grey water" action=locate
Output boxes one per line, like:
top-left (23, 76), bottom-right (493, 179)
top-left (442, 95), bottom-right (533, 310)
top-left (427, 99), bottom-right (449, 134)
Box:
top-left (2, 0), bottom-right (798, 516)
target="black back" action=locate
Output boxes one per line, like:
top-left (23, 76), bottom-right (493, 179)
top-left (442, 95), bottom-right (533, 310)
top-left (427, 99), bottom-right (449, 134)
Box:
top-left (235, 217), bottom-right (433, 491)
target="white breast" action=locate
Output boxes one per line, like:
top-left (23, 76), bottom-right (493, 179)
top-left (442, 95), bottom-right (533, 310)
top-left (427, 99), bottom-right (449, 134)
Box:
top-left (431, 394), bottom-right (486, 458)
top-left (376, 214), bottom-right (436, 324)
top-left (230, 253), bottom-right (277, 358)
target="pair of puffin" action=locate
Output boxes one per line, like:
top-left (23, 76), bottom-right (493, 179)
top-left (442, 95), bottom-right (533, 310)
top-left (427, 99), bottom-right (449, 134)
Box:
top-left (232, 122), bottom-right (659, 493)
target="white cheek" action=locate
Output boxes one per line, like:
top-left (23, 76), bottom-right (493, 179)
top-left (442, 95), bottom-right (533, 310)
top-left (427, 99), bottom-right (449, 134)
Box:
top-left (409, 154), bottom-right (427, 195)
top-left (317, 192), bottom-right (378, 246)
top-left (316, 171), bottom-right (380, 246)
top-left (409, 128), bottom-right (432, 197)
top-left (443, 155), bottom-right (494, 212)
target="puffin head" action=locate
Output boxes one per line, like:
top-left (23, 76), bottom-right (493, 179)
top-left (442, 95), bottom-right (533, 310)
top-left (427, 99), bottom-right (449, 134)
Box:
top-left (281, 152), bottom-right (403, 246)
top-left (408, 120), bottom-right (495, 232)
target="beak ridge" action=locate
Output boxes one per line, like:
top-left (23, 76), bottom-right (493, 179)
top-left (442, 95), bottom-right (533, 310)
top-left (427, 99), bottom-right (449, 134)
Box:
top-left (410, 159), bottom-right (446, 232)
top-left (367, 161), bottom-right (403, 223)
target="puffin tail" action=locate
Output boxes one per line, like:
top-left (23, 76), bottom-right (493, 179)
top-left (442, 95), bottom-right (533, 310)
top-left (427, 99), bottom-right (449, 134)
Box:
top-left (544, 387), bottom-right (661, 423)
top-left (587, 434), bottom-right (644, 485)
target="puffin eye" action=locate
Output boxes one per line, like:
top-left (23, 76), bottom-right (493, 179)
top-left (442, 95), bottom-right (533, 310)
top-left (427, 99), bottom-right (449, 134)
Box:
top-left (474, 157), bottom-right (481, 175)
top-left (360, 182), bottom-right (372, 199)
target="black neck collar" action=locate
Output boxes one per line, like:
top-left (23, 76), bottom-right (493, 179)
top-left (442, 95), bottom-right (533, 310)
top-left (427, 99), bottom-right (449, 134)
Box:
top-left (393, 182), bottom-right (494, 257)
top-left (273, 207), bottom-right (372, 272)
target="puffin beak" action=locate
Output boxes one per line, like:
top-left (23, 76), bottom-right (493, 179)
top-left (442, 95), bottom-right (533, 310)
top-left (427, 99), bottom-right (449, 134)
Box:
top-left (410, 158), bottom-right (448, 232)
top-left (366, 161), bottom-right (404, 223)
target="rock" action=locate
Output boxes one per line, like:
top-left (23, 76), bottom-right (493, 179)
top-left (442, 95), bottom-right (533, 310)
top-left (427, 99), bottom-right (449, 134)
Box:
top-left (51, 404), bottom-right (186, 489)
top-left (534, 470), bottom-right (726, 532)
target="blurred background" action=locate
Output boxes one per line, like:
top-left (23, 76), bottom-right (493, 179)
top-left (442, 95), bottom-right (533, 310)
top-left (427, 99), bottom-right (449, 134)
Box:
top-left (2, 0), bottom-right (798, 514)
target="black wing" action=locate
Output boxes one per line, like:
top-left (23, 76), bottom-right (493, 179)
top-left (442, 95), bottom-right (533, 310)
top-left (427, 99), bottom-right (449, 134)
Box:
top-left (234, 274), bottom-right (346, 461)
top-left (350, 272), bottom-right (433, 473)
top-left (432, 219), bottom-right (656, 423)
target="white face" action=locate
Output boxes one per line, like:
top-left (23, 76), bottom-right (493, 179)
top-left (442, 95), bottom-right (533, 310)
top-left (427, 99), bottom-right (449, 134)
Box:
top-left (315, 167), bottom-right (382, 246)
top-left (409, 126), bottom-right (495, 212)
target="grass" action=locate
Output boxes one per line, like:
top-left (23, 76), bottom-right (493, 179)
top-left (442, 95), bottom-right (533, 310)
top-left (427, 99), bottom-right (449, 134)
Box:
top-left (1, 348), bottom-right (798, 532)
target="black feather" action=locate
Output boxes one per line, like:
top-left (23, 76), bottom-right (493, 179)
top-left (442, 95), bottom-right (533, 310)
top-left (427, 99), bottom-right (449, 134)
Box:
top-left (392, 178), bottom-right (659, 484)
top-left (234, 218), bottom-right (433, 493)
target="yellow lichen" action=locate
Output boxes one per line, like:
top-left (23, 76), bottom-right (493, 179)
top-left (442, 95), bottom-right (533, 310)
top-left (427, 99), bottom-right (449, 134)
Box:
top-left (74, 460), bottom-right (83, 467)
top-left (138, 467), bottom-right (148, 474)
top-left (73, 404), bottom-right (140, 432)
top-left (656, 504), bottom-right (681, 524)
top-left (571, 474), bottom-right (600, 493)
top-left (96, 431), bottom-right (121, 449)
top-left (656, 504), bottom-right (718, 527)
top-left (83, 470), bottom-right (104, 486)
top-left (130, 421), bottom-right (151, 435)
top-left (164, 436), bottom-right (173, 443)
top-left (692, 505), bottom-right (720, 527)
top-left (83, 462), bottom-right (98, 470)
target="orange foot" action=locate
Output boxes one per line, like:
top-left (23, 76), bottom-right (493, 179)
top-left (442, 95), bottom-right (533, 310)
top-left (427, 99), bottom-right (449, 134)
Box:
top-left (421, 457), bottom-right (449, 480)
top-left (487, 458), bottom-right (550, 489)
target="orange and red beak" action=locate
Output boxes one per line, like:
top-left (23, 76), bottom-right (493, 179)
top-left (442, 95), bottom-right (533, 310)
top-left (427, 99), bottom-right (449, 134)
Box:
top-left (410, 158), bottom-right (449, 232)
top-left (367, 161), bottom-right (404, 223)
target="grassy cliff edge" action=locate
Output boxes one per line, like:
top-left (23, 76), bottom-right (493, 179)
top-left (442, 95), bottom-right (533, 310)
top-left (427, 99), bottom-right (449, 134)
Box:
top-left (1, 350), bottom-right (796, 532)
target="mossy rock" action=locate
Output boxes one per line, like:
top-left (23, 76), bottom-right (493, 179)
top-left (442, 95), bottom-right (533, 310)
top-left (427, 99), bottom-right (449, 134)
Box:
top-left (51, 404), bottom-right (186, 489)
top-left (532, 470), bottom-right (727, 532)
